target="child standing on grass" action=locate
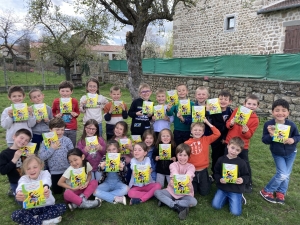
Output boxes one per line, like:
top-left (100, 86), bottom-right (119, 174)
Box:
top-left (142, 129), bottom-right (157, 181)
top-left (154, 143), bottom-right (197, 220)
top-left (52, 81), bottom-right (80, 147)
top-left (1, 86), bottom-right (36, 147)
top-left (29, 88), bottom-right (54, 153)
top-left (185, 120), bottom-right (220, 196)
top-left (12, 155), bottom-right (66, 225)
top-left (94, 140), bottom-right (128, 205)
top-left (58, 148), bottom-right (100, 211)
top-left (212, 137), bottom-right (249, 216)
top-left (166, 84), bottom-right (194, 146)
top-left (224, 94), bottom-right (259, 193)
top-left (260, 99), bottom-right (300, 204)
top-left (152, 88), bottom-right (174, 138)
top-left (128, 142), bottom-right (161, 205)
top-left (77, 119), bottom-right (106, 181)
top-left (79, 78), bottom-right (108, 137)
top-left (153, 129), bottom-right (176, 188)
top-left (104, 86), bottom-right (128, 140)
top-left (128, 83), bottom-right (153, 136)
top-left (39, 118), bottom-right (74, 194)
top-left (0, 129), bottom-right (31, 197)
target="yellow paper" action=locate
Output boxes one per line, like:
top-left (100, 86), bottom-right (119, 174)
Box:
top-left (222, 163), bottom-right (238, 183)
top-left (159, 144), bottom-right (172, 160)
top-left (20, 143), bottom-right (37, 156)
top-left (192, 106), bottom-right (205, 122)
top-left (60, 98), bottom-right (72, 113)
top-left (130, 135), bottom-right (142, 145)
top-left (154, 105), bottom-right (165, 120)
top-left (166, 90), bottom-right (179, 106)
top-left (178, 99), bottom-right (191, 116)
top-left (85, 136), bottom-right (99, 155)
top-left (22, 180), bottom-right (46, 209)
top-left (105, 153), bottom-right (120, 172)
top-left (112, 101), bottom-right (123, 114)
top-left (134, 164), bottom-right (150, 185)
top-left (273, 124), bottom-right (291, 143)
top-left (234, 106), bottom-right (252, 125)
top-left (70, 167), bottom-right (86, 188)
top-left (12, 103), bottom-right (29, 122)
top-left (33, 103), bottom-right (48, 120)
top-left (207, 98), bottom-right (222, 115)
top-left (142, 101), bottom-right (154, 114)
top-left (119, 138), bottom-right (131, 154)
top-left (42, 131), bottom-right (59, 149)
top-left (173, 174), bottom-right (190, 194)
top-left (86, 93), bottom-right (98, 108)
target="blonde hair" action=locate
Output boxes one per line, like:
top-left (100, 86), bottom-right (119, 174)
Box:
top-left (21, 155), bottom-right (44, 175)
top-left (155, 88), bottom-right (166, 95)
top-left (228, 137), bottom-right (244, 150)
top-left (176, 83), bottom-right (187, 89)
top-left (138, 83), bottom-right (151, 92)
top-left (190, 122), bottom-right (205, 131)
top-left (195, 86), bottom-right (209, 97)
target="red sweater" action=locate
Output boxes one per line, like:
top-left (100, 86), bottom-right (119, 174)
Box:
top-left (185, 126), bottom-right (220, 170)
top-left (225, 108), bottom-right (259, 149)
top-left (52, 98), bottom-right (80, 130)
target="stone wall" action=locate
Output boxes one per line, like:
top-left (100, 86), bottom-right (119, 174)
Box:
top-left (173, 0), bottom-right (300, 57)
top-left (104, 72), bottom-right (300, 121)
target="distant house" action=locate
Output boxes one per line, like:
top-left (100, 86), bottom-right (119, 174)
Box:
top-left (90, 45), bottom-right (124, 60)
top-left (173, 0), bottom-right (300, 57)
top-left (0, 46), bottom-right (27, 59)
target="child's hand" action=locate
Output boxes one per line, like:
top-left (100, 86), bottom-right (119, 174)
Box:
top-left (284, 138), bottom-right (295, 145)
top-left (267, 125), bottom-right (275, 137)
top-left (169, 178), bottom-right (174, 187)
top-left (15, 191), bottom-right (25, 201)
top-left (55, 113), bottom-right (62, 118)
top-left (125, 143), bottom-right (133, 151)
top-left (8, 109), bottom-right (13, 118)
top-left (171, 157), bottom-right (176, 162)
top-left (187, 179), bottom-right (193, 189)
top-left (164, 116), bottom-right (170, 122)
top-left (230, 118), bottom-right (235, 127)
top-left (220, 178), bottom-right (226, 184)
top-left (166, 103), bottom-right (172, 111)
top-left (108, 104), bottom-right (114, 114)
top-left (242, 125), bottom-right (249, 133)
top-left (100, 162), bottom-right (106, 170)
top-left (28, 106), bottom-right (33, 116)
top-left (136, 111), bottom-right (143, 116)
top-left (152, 116), bottom-right (156, 121)
top-left (84, 146), bottom-right (90, 153)
top-left (82, 100), bottom-right (87, 105)
top-left (12, 150), bottom-right (22, 163)
top-left (72, 186), bottom-right (81, 191)
top-left (206, 104), bottom-right (211, 111)
top-left (36, 119), bottom-right (41, 123)
top-left (80, 181), bottom-right (89, 190)
top-left (44, 186), bottom-right (50, 199)
top-left (120, 103), bottom-right (126, 110)
top-left (147, 113), bottom-right (153, 118)
top-left (203, 117), bottom-right (208, 124)
top-left (71, 112), bottom-right (78, 117)
top-left (96, 144), bottom-right (102, 151)
top-left (236, 177), bottom-right (243, 184)
top-left (155, 156), bottom-right (160, 161)
top-left (50, 141), bottom-right (60, 150)
top-left (44, 118), bottom-right (49, 122)
top-left (119, 162), bottom-right (124, 171)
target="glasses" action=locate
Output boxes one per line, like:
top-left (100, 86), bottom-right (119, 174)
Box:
top-left (140, 90), bottom-right (151, 94)
top-left (85, 127), bottom-right (97, 131)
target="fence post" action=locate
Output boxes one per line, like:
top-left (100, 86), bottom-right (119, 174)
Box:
top-left (3, 56), bottom-right (8, 91)
top-left (100, 59), bottom-right (104, 82)
top-left (41, 61), bottom-right (46, 90)
top-left (266, 54), bottom-right (270, 79)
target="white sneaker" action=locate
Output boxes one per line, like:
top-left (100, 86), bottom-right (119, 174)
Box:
top-left (42, 216), bottom-right (62, 224)
top-left (94, 197), bottom-right (102, 207)
top-left (242, 194), bottom-right (247, 205)
top-left (114, 196), bottom-right (127, 205)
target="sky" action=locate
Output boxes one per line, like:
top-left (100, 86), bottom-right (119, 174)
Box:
top-left (0, 0), bottom-right (173, 46)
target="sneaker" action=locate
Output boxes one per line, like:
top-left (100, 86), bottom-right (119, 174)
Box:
top-left (209, 175), bottom-right (214, 183)
top-left (173, 204), bottom-right (189, 220)
top-left (42, 216), bottom-right (62, 224)
top-left (260, 189), bottom-right (276, 203)
top-left (242, 194), bottom-right (247, 205)
top-left (276, 192), bottom-right (285, 205)
top-left (114, 196), bottom-right (126, 205)
top-left (68, 203), bottom-right (78, 211)
top-left (79, 198), bottom-right (101, 209)
top-left (94, 197), bottom-right (102, 207)
top-left (130, 198), bottom-right (141, 205)
top-left (7, 187), bottom-right (14, 197)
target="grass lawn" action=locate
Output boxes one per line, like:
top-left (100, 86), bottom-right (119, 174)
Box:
top-left (0, 83), bottom-right (299, 224)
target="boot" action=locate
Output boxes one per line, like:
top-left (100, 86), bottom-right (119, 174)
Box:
top-left (79, 197), bottom-right (101, 209)
top-left (173, 204), bottom-right (189, 220)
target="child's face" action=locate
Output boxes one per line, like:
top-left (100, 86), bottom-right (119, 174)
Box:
top-left (219, 95), bottom-right (232, 110)
top-left (156, 93), bottom-right (166, 104)
top-left (114, 124), bottom-right (125, 137)
top-left (161, 130), bottom-right (171, 144)
top-left (177, 151), bottom-right (189, 165)
top-left (272, 105), bottom-right (289, 123)
top-left (51, 127), bottom-right (65, 138)
top-left (227, 143), bottom-right (242, 159)
top-left (8, 91), bottom-right (25, 104)
top-left (133, 144), bottom-right (147, 160)
top-left (195, 90), bottom-right (208, 104)
top-left (68, 155), bottom-right (84, 169)
top-left (177, 85), bottom-right (188, 99)
top-left (87, 81), bottom-right (98, 94)
top-left (144, 135), bottom-right (154, 147)
top-left (110, 90), bottom-right (121, 101)
top-left (191, 125), bottom-right (204, 139)
top-left (59, 88), bottom-right (73, 98)
top-left (13, 133), bottom-right (30, 149)
top-left (244, 99), bottom-right (258, 111)
top-left (30, 91), bottom-right (44, 104)
top-left (107, 144), bottom-right (119, 153)
top-left (85, 124), bottom-right (97, 137)
top-left (139, 88), bottom-right (152, 100)
top-left (26, 159), bottom-right (42, 180)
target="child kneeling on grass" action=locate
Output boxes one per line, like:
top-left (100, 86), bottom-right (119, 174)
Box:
top-left (212, 137), bottom-right (249, 216)
top-left (154, 143), bottom-right (197, 220)
top-left (11, 155), bottom-right (66, 225)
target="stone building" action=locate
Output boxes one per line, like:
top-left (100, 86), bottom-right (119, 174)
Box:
top-left (173, 0), bottom-right (300, 57)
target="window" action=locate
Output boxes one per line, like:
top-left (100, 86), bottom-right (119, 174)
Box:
top-left (224, 14), bottom-right (237, 32)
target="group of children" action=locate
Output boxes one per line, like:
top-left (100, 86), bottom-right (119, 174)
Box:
top-left (0, 78), bottom-right (299, 224)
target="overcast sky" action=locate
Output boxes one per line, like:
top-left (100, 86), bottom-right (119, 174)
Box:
top-left (0, 0), bottom-right (172, 46)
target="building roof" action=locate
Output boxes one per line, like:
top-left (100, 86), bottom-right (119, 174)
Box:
top-left (257, 0), bottom-right (300, 14)
top-left (90, 45), bottom-right (123, 52)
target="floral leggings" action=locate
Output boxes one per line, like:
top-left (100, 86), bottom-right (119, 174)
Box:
top-left (11, 204), bottom-right (66, 225)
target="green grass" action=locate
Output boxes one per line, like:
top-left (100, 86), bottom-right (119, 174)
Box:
top-left (0, 84), bottom-right (300, 224)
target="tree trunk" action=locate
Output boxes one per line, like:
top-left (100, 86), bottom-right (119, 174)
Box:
top-left (64, 66), bottom-right (71, 81)
top-left (12, 57), bottom-right (17, 72)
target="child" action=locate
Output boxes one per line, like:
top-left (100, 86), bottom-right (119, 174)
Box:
top-left (166, 84), bottom-right (194, 146)
top-left (104, 86), bottom-right (128, 140)
top-left (94, 140), bottom-right (128, 205)
top-left (52, 80), bottom-right (80, 147)
top-left (58, 148), bottom-right (100, 211)
top-left (11, 155), bottom-right (66, 225)
top-left (39, 118), bottom-right (74, 194)
top-left (224, 94), bottom-right (259, 193)
top-left (260, 99), bottom-right (300, 204)
top-left (1, 86), bottom-right (36, 146)
top-left (210, 90), bottom-right (233, 178)
top-left (142, 129), bottom-right (157, 181)
top-left (128, 142), bottom-right (161, 205)
top-left (185, 119), bottom-right (220, 196)
top-left (212, 137), bottom-right (249, 216)
top-left (0, 129), bottom-right (31, 196)
top-left (153, 128), bottom-right (176, 188)
top-left (79, 78), bottom-right (108, 137)
top-left (29, 88), bottom-right (54, 153)
top-left (195, 86), bottom-right (211, 136)
top-left (77, 119), bottom-right (106, 181)
top-left (152, 88), bottom-right (174, 138)
top-left (128, 83), bottom-right (153, 135)
top-left (154, 143), bottom-right (197, 220)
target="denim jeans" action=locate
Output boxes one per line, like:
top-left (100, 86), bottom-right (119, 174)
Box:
top-left (264, 150), bottom-right (297, 194)
top-left (94, 173), bottom-right (128, 203)
top-left (212, 189), bottom-right (242, 216)
top-left (10, 183), bottom-right (23, 206)
top-left (98, 123), bottom-right (103, 137)
top-left (154, 189), bottom-right (197, 208)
